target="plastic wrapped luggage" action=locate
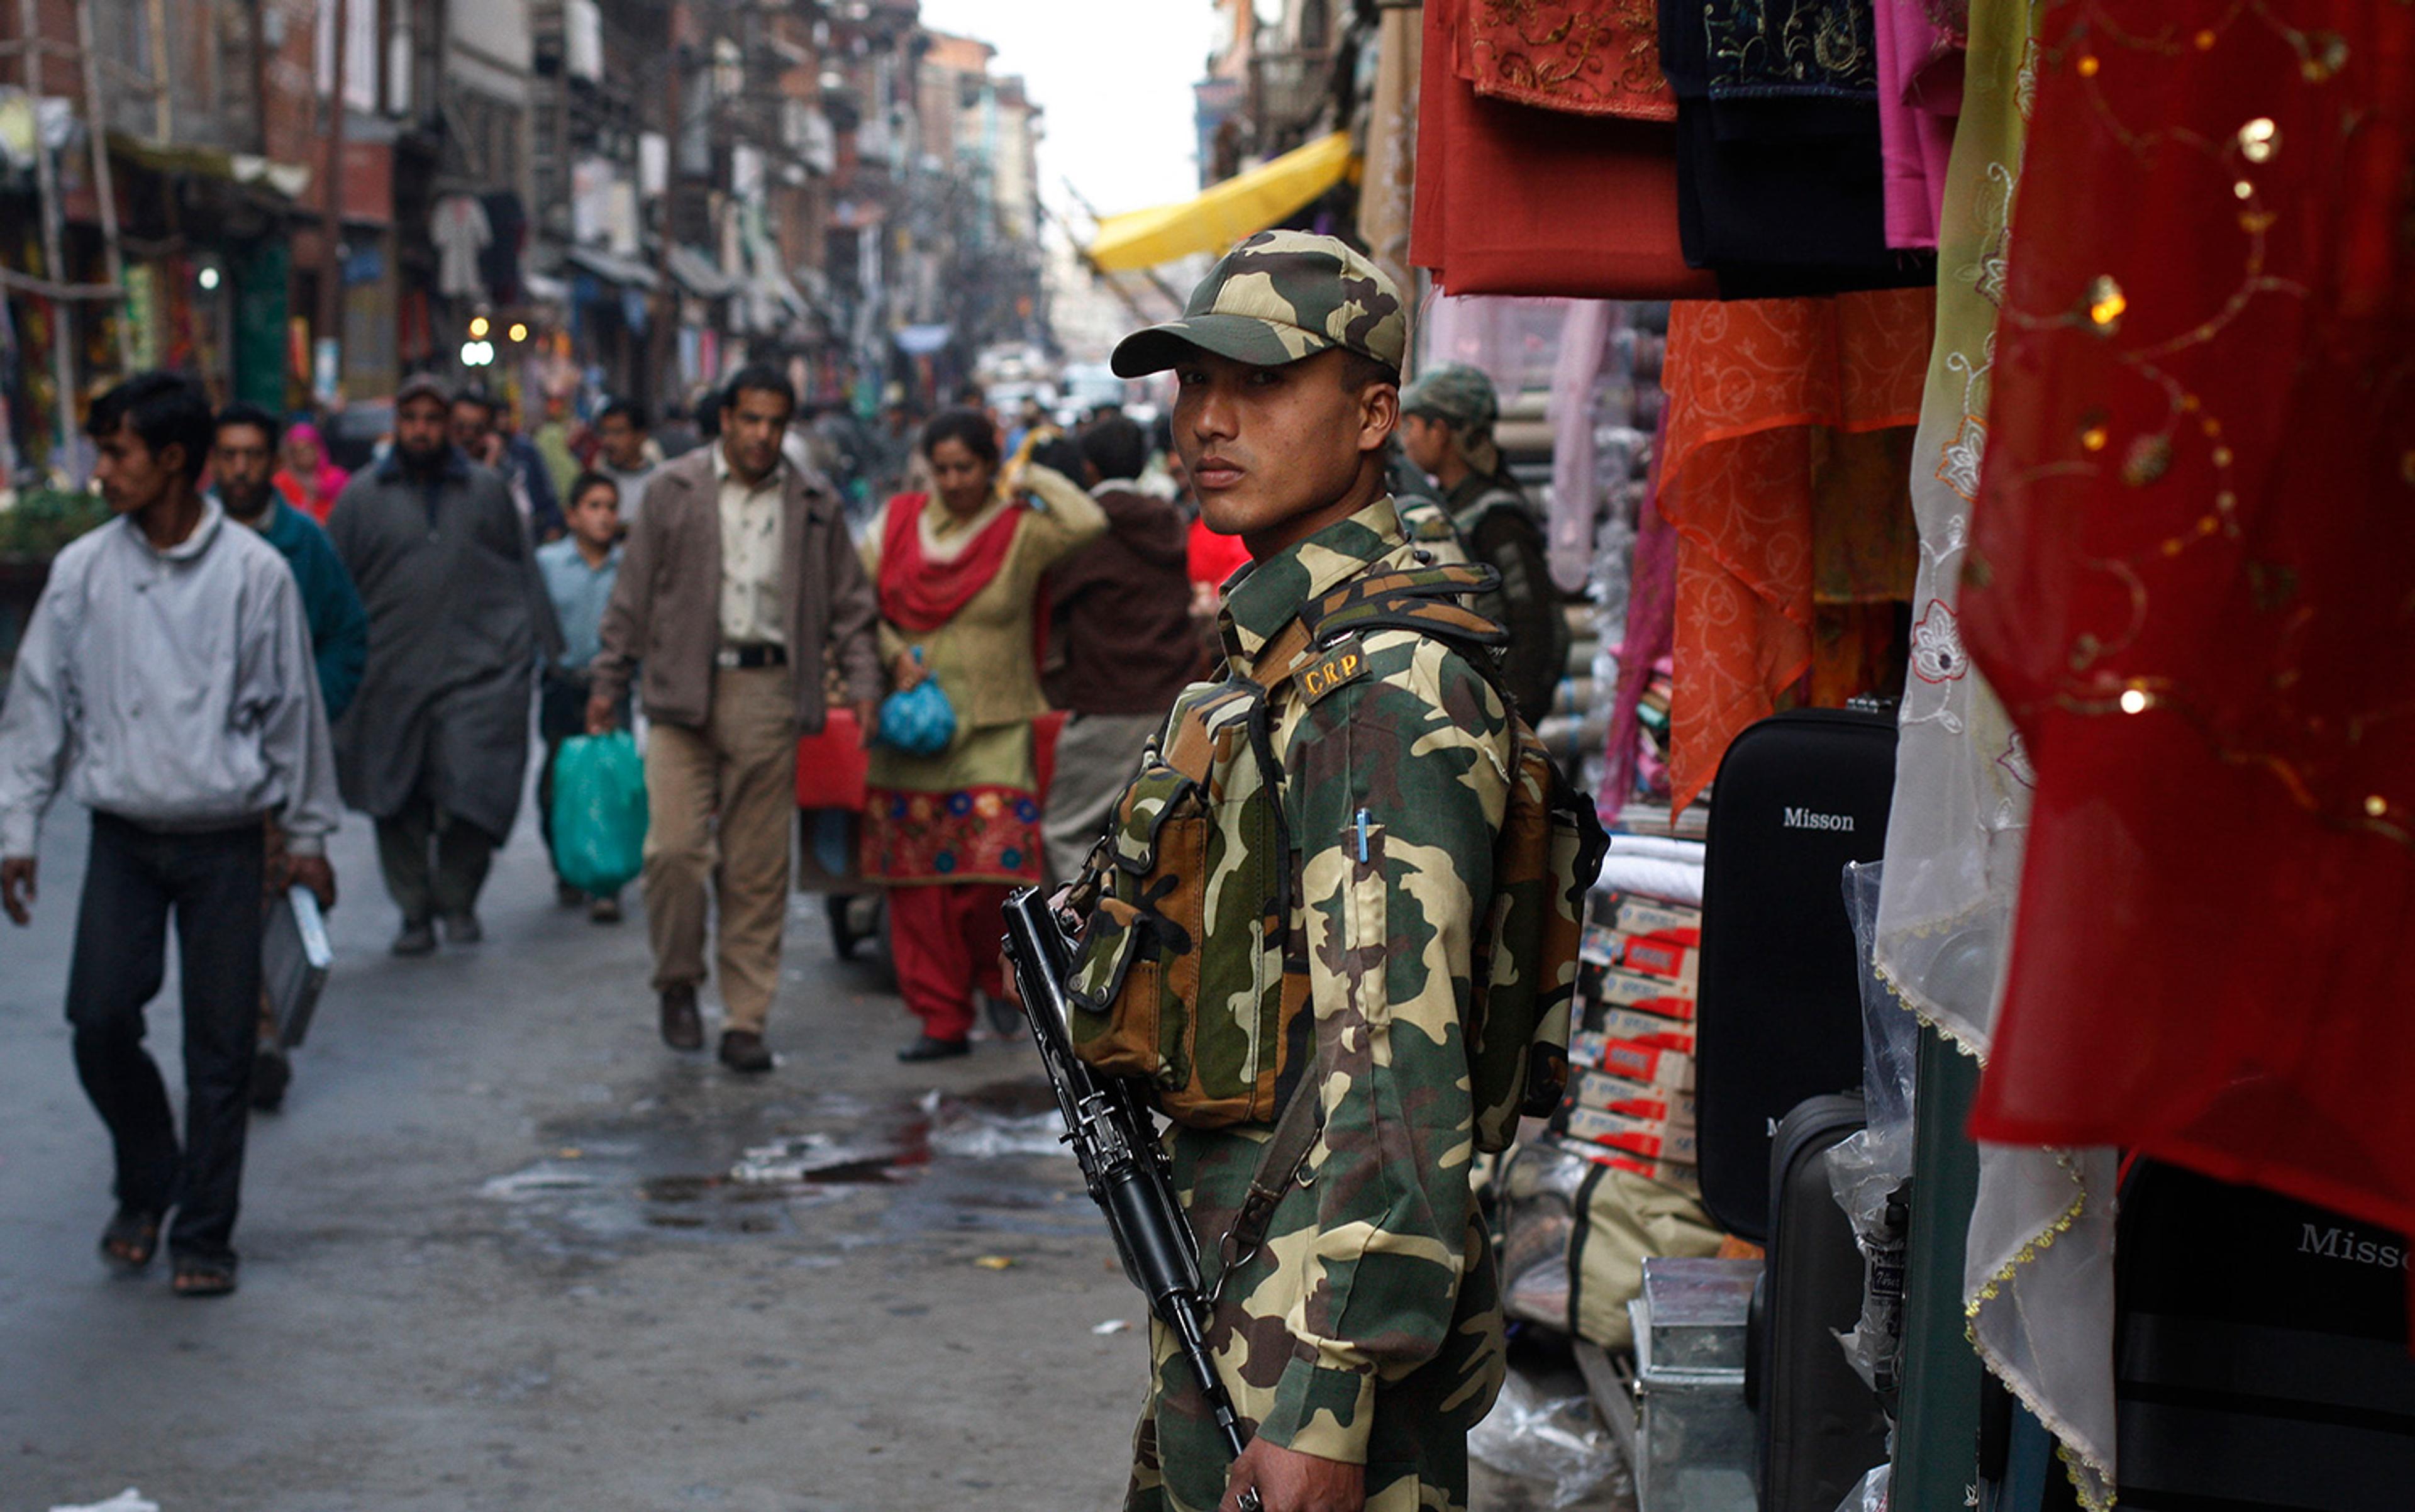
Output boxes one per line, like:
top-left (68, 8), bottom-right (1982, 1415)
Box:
top-left (1752, 1092), bottom-right (1889, 1512)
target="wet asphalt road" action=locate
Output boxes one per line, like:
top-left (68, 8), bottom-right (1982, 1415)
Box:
top-left (0, 800), bottom-right (1147, 1512)
top-left (0, 801), bottom-right (1617, 1511)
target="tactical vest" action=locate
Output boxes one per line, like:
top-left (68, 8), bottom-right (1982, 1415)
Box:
top-left (1066, 562), bottom-right (1609, 1153)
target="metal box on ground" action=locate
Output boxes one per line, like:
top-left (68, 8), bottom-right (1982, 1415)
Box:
top-left (1629, 1256), bottom-right (1760, 1512)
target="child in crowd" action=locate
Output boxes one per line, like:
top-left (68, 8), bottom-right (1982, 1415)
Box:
top-left (535, 474), bottom-right (628, 921)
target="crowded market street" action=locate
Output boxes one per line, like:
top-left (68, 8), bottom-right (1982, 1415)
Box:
top-left (6, 0), bottom-right (2411, 1509)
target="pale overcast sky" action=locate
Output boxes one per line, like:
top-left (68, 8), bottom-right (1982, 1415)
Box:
top-left (914, 0), bottom-right (1223, 221)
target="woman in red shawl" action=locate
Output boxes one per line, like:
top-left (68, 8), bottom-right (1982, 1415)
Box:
top-left (862, 409), bottom-right (1104, 1060)
top-left (273, 420), bottom-right (352, 522)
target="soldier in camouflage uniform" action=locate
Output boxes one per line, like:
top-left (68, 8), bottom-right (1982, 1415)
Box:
top-left (1104, 231), bottom-right (1514, 1512)
top-left (1399, 365), bottom-right (1569, 721)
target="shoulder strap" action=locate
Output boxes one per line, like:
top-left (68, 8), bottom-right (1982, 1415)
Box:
top-left (1241, 562), bottom-right (1516, 699)
top-left (1213, 1072), bottom-right (1324, 1298)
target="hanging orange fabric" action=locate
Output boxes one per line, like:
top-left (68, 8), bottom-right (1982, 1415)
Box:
top-left (1656, 289), bottom-right (1930, 809)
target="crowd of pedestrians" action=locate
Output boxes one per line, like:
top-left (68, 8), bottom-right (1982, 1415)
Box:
top-left (0, 338), bottom-right (1560, 1298)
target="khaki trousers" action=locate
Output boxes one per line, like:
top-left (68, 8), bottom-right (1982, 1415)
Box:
top-left (642, 666), bottom-right (796, 1035)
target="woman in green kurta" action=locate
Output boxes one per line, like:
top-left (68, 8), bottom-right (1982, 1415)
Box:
top-left (862, 410), bottom-right (1104, 1060)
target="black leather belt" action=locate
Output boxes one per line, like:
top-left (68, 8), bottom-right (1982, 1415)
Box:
top-left (714, 643), bottom-right (787, 670)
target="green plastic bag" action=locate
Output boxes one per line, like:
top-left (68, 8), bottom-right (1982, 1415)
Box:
top-left (550, 732), bottom-right (648, 896)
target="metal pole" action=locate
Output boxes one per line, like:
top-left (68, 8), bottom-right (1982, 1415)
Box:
top-left (143, 0), bottom-right (169, 141)
top-left (21, 0), bottom-right (80, 479)
top-left (651, 2), bottom-right (685, 410)
top-left (74, 0), bottom-right (129, 372)
top-left (318, 0), bottom-right (350, 397)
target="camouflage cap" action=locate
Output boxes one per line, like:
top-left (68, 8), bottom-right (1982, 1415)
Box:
top-left (1400, 364), bottom-right (1500, 432)
top-left (1401, 362), bottom-right (1504, 474)
top-left (1110, 230), bottom-right (1407, 379)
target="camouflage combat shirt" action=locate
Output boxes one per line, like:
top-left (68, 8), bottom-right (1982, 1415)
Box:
top-left (1130, 496), bottom-right (1515, 1511)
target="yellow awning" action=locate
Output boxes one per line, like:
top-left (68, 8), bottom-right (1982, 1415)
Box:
top-left (1087, 131), bottom-right (1358, 273)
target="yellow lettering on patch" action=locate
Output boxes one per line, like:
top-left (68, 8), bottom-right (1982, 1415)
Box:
top-left (1299, 643), bottom-right (1368, 704)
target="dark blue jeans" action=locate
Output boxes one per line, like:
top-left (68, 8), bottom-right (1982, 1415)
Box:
top-left (66, 811), bottom-right (265, 1264)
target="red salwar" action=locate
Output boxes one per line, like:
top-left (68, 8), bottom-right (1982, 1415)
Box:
top-left (886, 882), bottom-right (1013, 1043)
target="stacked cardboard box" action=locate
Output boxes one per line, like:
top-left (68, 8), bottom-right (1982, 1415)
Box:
top-left (1552, 891), bottom-right (1704, 1191)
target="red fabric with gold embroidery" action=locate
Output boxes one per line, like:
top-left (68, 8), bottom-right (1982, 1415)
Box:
top-left (1656, 289), bottom-right (1931, 810)
top-left (1468, 0), bottom-right (1676, 121)
top-left (1960, 3), bottom-right (2415, 1238)
top-left (1413, 0), bottom-right (1714, 298)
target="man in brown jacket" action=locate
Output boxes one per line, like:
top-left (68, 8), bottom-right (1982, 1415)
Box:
top-left (589, 365), bottom-right (883, 1072)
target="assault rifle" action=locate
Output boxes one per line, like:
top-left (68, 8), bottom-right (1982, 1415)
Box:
top-left (1001, 887), bottom-right (1262, 1512)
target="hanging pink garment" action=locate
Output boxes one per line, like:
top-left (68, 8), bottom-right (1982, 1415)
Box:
top-left (1873, 0), bottom-right (1965, 250)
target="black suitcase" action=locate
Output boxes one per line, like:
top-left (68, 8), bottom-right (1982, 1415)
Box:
top-left (2107, 1162), bottom-right (2415, 1511)
top-left (1750, 1092), bottom-right (1889, 1512)
top-left (1694, 706), bottom-right (1897, 1240)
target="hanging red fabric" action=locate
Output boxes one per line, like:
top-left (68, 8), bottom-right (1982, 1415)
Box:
top-left (1959, 3), bottom-right (2415, 1242)
top-left (1411, 0), bottom-right (1713, 299)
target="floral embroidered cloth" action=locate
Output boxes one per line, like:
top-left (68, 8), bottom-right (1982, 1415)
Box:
top-left (1468, 0), bottom-right (1676, 120)
top-left (1660, 0), bottom-right (1938, 296)
top-left (862, 723), bottom-right (1044, 888)
top-left (1702, 0), bottom-right (1879, 101)
top-left (861, 784), bottom-right (1043, 887)
top-left (1962, 0), bottom-right (2415, 1275)
top-left (1656, 288), bottom-right (1930, 811)
top-left (1416, 0), bottom-right (1716, 297)
top-left (1868, 0), bottom-right (2118, 1502)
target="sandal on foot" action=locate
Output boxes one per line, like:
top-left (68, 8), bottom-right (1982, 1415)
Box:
top-left (98, 1206), bottom-right (162, 1272)
top-left (171, 1257), bottom-right (238, 1298)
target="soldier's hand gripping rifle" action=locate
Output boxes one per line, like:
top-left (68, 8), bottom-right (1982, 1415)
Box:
top-left (1002, 887), bottom-right (1262, 1512)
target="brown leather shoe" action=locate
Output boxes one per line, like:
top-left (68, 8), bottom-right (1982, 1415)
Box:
top-left (659, 986), bottom-right (704, 1051)
top-left (719, 1029), bottom-right (774, 1074)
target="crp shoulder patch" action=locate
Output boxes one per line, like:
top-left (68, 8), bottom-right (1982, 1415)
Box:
top-left (1298, 636), bottom-right (1371, 704)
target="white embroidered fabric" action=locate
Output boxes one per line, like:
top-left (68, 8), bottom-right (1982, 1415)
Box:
top-left (1871, 1), bottom-right (2117, 1504)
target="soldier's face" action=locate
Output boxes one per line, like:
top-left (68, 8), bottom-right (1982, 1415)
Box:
top-left (1400, 413), bottom-right (1450, 475)
top-left (1173, 348), bottom-right (1394, 556)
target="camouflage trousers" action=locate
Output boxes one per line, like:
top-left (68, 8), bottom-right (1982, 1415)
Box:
top-left (1123, 1126), bottom-right (1506, 1512)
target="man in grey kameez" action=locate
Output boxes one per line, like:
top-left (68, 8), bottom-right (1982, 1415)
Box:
top-left (327, 374), bottom-right (558, 955)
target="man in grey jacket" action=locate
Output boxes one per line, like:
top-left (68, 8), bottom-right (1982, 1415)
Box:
top-left (0, 373), bottom-right (341, 1298)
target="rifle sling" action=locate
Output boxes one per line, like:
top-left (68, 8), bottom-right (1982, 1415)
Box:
top-left (1214, 1073), bottom-right (1324, 1292)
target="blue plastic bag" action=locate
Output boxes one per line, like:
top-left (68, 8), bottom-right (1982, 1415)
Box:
top-left (877, 653), bottom-right (957, 757)
top-left (550, 731), bottom-right (648, 896)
